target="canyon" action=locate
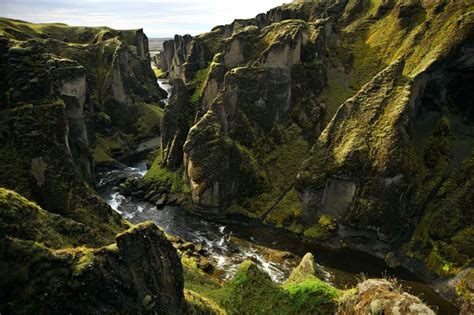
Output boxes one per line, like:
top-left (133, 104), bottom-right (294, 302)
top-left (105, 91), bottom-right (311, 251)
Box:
top-left (1, 0), bottom-right (473, 314)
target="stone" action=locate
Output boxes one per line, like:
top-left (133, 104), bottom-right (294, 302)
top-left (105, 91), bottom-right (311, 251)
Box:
top-left (385, 252), bottom-right (401, 269)
top-left (285, 253), bottom-right (326, 284)
top-left (181, 242), bottom-right (195, 251)
top-left (155, 194), bottom-right (167, 207)
top-left (198, 257), bottom-right (213, 273)
top-left (337, 279), bottom-right (435, 315)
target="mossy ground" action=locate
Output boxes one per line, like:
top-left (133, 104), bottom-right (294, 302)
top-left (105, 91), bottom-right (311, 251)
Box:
top-left (144, 151), bottom-right (191, 194)
top-left (227, 124), bottom-right (309, 231)
top-left (182, 259), bottom-right (340, 315)
top-left (92, 134), bottom-right (127, 166)
top-left (190, 64), bottom-right (211, 104)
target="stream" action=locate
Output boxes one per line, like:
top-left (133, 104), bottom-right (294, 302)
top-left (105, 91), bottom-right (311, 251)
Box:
top-left (97, 78), bottom-right (459, 314)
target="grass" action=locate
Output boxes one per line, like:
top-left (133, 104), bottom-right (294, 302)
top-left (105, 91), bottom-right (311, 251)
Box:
top-left (135, 102), bottom-right (164, 138)
top-left (144, 151), bottom-right (191, 193)
top-left (153, 67), bottom-right (167, 79)
top-left (190, 64), bottom-right (211, 104)
top-left (184, 289), bottom-right (226, 315)
top-left (92, 134), bottom-right (126, 166)
top-left (182, 259), bottom-right (340, 315)
top-left (0, 17), bottom-right (142, 46)
top-left (227, 124), bottom-right (309, 230)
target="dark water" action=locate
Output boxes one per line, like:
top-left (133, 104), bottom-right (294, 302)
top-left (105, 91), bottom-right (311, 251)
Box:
top-left (97, 163), bottom-right (459, 314)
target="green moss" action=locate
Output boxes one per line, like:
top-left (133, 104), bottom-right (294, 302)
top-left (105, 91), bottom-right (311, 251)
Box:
top-left (303, 215), bottom-right (338, 240)
top-left (0, 17), bottom-right (114, 43)
top-left (72, 248), bottom-right (95, 275)
top-left (184, 260), bottom-right (340, 315)
top-left (264, 189), bottom-right (302, 228)
top-left (92, 135), bottom-right (125, 166)
top-left (190, 64), bottom-right (211, 104)
top-left (407, 150), bottom-right (474, 276)
top-left (227, 124), bottom-right (309, 227)
top-left (135, 103), bottom-right (164, 138)
top-left (455, 269), bottom-right (474, 302)
top-left (284, 278), bottom-right (340, 310)
top-left (144, 151), bottom-right (191, 193)
top-left (0, 188), bottom-right (101, 248)
top-left (185, 289), bottom-right (226, 315)
top-left (153, 67), bottom-right (167, 79)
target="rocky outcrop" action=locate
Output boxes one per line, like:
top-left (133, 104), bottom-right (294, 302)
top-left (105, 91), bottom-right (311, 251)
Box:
top-left (161, 80), bottom-right (194, 169)
top-left (0, 18), bottom-right (166, 170)
top-left (214, 259), bottom-right (339, 314)
top-left (296, 0), bottom-right (474, 284)
top-left (0, 188), bottom-right (185, 313)
top-left (285, 252), bottom-right (326, 284)
top-left (0, 98), bottom-right (126, 238)
top-left (145, 14), bottom-right (330, 211)
top-left (183, 66), bottom-right (299, 207)
top-left (0, 20), bottom-right (188, 313)
top-left (166, 34), bottom-right (194, 80)
top-left (337, 279), bottom-right (435, 315)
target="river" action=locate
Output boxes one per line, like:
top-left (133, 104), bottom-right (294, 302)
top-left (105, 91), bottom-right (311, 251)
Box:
top-left (96, 78), bottom-right (459, 314)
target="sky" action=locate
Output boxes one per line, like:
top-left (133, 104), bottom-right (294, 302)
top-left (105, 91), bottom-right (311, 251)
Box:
top-left (1, 0), bottom-right (290, 38)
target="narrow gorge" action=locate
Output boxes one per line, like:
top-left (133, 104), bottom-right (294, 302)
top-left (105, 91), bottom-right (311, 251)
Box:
top-left (1, 0), bottom-right (473, 314)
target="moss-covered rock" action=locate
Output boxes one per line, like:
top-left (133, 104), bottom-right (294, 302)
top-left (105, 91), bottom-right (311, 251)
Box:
top-left (183, 259), bottom-right (339, 315)
top-left (0, 189), bottom-right (185, 313)
top-left (285, 252), bottom-right (326, 284)
top-left (185, 289), bottom-right (226, 315)
top-left (0, 100), bottom-right (126, 239)
top-left (0, 17), bottom-right (170, 245)
top-left (0, 18), bottom-right (166, 169)
top-left (161, 79), bottom-right (194, 169)
top-left (337, 278), bottom-right (435, 315)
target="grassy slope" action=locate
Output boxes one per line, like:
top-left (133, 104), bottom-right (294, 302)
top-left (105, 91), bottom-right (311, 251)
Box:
top-left (182, 258), bottom-right (340, 315)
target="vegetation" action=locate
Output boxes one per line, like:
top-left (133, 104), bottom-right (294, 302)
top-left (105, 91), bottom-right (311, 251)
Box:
top-left (153, 67), bottom-right (167, 78)
top-left (303, 215), bottom-right (338, 241)
top-left (190, 64), bottom-right (212, 104)
top-left (182, 259), bottom-right (340, 315)
top-left (144, 151), bottom-right (190, 193)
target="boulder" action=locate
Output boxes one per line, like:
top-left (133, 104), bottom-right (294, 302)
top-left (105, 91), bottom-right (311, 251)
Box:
top-left (285, 252), bottom-right (326, 284)
top-left (337, 279), bottom-right (435, 315)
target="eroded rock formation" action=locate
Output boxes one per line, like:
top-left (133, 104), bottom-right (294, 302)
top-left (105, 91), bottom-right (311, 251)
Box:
top-left (0, 188), bottom-right (184, 313)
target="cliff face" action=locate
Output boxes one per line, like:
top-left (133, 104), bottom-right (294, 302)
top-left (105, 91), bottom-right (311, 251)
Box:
top-left (150, 0), bottom-right (474, 296)
top-left (0, 18), bottom-right (166, 169)
top-left (0, 189), bottom-right (184, 314)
